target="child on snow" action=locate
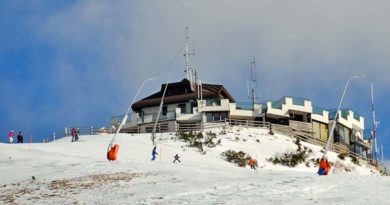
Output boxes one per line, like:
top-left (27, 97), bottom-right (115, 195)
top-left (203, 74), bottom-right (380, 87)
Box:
top-left (151, 146), bottom-right (158, 161)
top-left (248, 158), bottom-right (257, 170)
top-left (173, 154), bottom-right (181, 163)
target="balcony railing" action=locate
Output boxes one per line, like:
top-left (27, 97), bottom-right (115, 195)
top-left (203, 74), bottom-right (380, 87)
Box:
top-left (140, 112), bottom-right (176, 123)
top-left (341, 110), bottom-right (349, 120)
top-left (353, 112), bottom-right (362, 121)
top-left (271, 99), bottom-right (284, 110)
top-left (236, 101), bottom-right (254, 110)
top-left (292, 97), bottom-right (306, 106)
top-left (312, 106), bottom-right (325, 115)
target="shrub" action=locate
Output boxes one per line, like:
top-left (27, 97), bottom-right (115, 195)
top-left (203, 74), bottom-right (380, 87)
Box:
top-left (176, 131), bottom-right (195, 142)
top-left (222, 150), bottom-right (251, 167)
top-left (177, 131), bottom-right (202, 152)
top-left (337, 152), bottom-right (348, 160)
top-left (204, 131), bottom-right (217, 147)
top-left (380, 168), bottom-right (389, 176)
top-left (177, 131), bottom-right (217, 152)
top-left (216, 139), bottom-right (221, 146)
top-left (267, 137), bottom-right (311, 167)
top-left (351, 156), bottom-right (360, 165)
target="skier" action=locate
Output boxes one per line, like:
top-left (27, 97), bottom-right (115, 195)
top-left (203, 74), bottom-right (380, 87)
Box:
top-left (151, 146), bottom-right (158, 161)
top-left (8, 130), bottom-right (14, 144)
top-left (173, 154), bottom-right (181, 163)
top-left (17, 131), bottom-right (23, 143)
top-left (248, 158), bottom-right (257, 170)
top-left (71, 128), bottom-right (77, 142)
top-left (318, 155), bottom-right (331, 175)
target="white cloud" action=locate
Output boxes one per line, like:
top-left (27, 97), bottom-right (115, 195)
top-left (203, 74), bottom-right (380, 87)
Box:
top-left (17, 0), bottom-right (389, 134)
top-left (35, 1), bottom-right (390, 98)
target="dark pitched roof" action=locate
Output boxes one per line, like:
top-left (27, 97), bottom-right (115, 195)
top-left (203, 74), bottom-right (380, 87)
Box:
top-left (131, 78), bottom-right (235, 111)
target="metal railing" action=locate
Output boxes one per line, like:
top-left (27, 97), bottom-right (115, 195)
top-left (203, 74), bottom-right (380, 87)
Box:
top-left (269, 122), bottom-right (376, 167)
top-left (65, 126), bottom-right (115, 136)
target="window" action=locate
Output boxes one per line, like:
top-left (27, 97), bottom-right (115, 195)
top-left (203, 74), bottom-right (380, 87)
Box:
top-left (335, 124), bottom-right (351, 144)
top-left (206, 99), bottom-right (221, 106)
top-left (162, 106), bottom-right (168, 116)
top-left (191, 101), bottom-right (197, 113)
top-left (206, 113), bottom-right (213, 122)
top-left (313, 121), bottom-right (320, 139)
top-left (220, 112), bottom-right (227, 121)
top-left (289, 112), bottom-right (303, 122)
top-left (178, 103), bottom-right (187, 114)
top-left (139, 111), bottom-right (145, 123)
top-left (213, 113), bottom-right (220, 121)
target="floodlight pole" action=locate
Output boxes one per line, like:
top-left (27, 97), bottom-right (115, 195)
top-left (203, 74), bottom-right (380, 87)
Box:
top-left (151, 46), bottom-right (185, 146)
top-left (324, 74), bottom-right (365, 155)
top-left (109, 77), bottom-right (158, 147)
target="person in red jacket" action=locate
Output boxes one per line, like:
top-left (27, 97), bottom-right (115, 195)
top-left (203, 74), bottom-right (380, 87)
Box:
top-left (8, 130), bottom-right (14, 144)
top-left (248, 158), bottom-right (257, 170)
top-left (71, 128), bottom-right (77, 142)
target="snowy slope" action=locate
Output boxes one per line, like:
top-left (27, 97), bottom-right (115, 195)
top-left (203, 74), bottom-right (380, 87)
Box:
top-left (0, 126), bottom-right (389, 204)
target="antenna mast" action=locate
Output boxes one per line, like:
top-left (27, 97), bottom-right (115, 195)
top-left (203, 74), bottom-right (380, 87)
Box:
top-left (248, 57), bottom-right (259, 110)
top-left (371, 83), bottom-right (379, 164)
top-left (184, 27), bottom-right (196, 90)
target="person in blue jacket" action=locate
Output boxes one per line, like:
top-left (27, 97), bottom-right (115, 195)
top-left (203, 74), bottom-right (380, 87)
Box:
top-left (151, 146), bottom-right (158, 161)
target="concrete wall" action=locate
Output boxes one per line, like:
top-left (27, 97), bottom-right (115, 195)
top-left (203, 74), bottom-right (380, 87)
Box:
top-left (197, 99), bottom-right (230, 112)
top-left (229, 103), bottom-right (262, 119)
top-left (312, 110), bottom-right (329, 124)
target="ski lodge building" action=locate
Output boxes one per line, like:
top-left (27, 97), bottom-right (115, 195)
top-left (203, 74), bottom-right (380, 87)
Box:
top-left (111, 79), bottom-right (371, 161)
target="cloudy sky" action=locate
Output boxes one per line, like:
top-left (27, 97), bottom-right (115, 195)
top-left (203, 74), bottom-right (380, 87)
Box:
top-left (1, 1), bottom-right (389, 162)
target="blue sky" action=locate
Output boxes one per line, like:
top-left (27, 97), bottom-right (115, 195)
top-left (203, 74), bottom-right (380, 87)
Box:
top-left (1, 1), bottom-right (389, 164)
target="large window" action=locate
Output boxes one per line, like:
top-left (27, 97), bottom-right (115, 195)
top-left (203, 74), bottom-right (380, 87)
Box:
top-left (320, 123), bottom-right (328, 141)
top-left (206, 112), bottom-right (228, 122)
top-left (313, 121), bottom-right (320, 139)
top-left (336, 124), bottom-right (350, 144)
top-left (312, 121), bottom-right (329, 141)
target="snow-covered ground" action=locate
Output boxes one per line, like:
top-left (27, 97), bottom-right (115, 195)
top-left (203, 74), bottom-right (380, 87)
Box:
top-left (0, 126), bottom-right (389, 204)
